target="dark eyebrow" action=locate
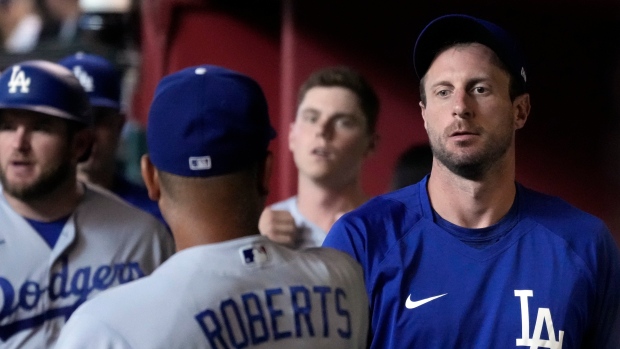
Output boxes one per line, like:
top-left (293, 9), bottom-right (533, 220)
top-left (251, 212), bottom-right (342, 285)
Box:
top-left (299, 108), bottom-right (320, 116)
top-left (428, 80), bottom-right (453, 90)
top-left (466, 77), bottom-right (492, 88)
top-left (429, 76), bottom-right (492, 90)
top-left (300, 108), bottom-right (357, 119)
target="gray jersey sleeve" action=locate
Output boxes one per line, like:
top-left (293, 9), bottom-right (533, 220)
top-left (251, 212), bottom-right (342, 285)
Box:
top-left (54, 311), bottom-right (133, 349)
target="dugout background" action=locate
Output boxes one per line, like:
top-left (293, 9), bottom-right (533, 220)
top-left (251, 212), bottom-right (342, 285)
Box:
top-left (131, 0), bottom-right (620, 244)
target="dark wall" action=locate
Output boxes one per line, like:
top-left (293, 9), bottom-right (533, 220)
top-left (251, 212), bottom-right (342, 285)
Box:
top-left (289, 0), bottom-right (620, 240)
top-left (134, 0), bottom-right (620, 242)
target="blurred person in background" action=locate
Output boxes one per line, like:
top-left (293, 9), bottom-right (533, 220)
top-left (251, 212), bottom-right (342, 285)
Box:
top-left (259, 66), bottom-right (379, 249)
top-left (58, 52), bottom-right (166, 226)
top-left (42, 0), bottom-right (79, 45)
top-left (390, 143), bottom-right (433, 190)
top-left (0, 0), bottom-right (43, 53)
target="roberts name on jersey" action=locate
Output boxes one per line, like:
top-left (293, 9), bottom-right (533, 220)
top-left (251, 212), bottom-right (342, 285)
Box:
top-left (196, 284), bottom-right (352, 348)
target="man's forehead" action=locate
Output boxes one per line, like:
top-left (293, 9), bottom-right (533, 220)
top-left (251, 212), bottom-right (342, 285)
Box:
top-left (0, 109), bottom-right (65, 125)
top-left (299, 87), bottom-right (361, 109)
top-left (425, 43), bottom-right (510, 81)
top-left (431, 43), bottom-right (496, 67)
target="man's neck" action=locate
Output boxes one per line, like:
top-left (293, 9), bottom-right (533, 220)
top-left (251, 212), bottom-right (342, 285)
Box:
top-left (296, 176), bottom-right (368, 232)
top-left (3, 179), bottom-right (84, 222)
top-left (427, 159), bottom-right (516, 229)
top-left (162, 188), bottom-right (261, 252)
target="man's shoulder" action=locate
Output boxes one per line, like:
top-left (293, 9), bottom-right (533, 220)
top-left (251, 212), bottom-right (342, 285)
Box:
top-left (343, 185), bottom-right (424, 225)
top-left (519, 184), bottom-right (607, 230)
top-left (82, 183), bottom-right (157, 221)
top-left (78, 183), bottom-right (172, 243)
top-left (518, 184), bottom-right (614, 257)
top-left (302, 246), bottom-right (364, 271)
top-left (112, 176), bottom-right (166, 225)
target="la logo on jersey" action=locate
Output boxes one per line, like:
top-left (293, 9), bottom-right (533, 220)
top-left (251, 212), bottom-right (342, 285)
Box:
top-left (7, 66), bottom-right (31, 94)
top-left (72, 66), bottom-right (94, 92)
top-left (515, 290), bottom-right (564, 349)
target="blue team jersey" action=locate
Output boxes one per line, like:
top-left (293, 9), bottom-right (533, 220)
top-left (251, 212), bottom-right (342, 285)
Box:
top-left (323, 176), bottom-right (620, 348)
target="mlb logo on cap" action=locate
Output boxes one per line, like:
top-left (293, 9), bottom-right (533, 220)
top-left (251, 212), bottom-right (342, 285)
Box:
top-left (147, 65), bottom-right (276, 178)
top-left (189, 156), bottom-right (212, 170)
top-left (58, 52), bottom-right (122, 110)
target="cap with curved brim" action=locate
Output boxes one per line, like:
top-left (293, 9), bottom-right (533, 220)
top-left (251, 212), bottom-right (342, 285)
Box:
top-left (58, 53), bottom-right (122, 113)
top-left (0, 60), bottom-right (93, 125)
top-left (413, 14), bottom-right (527, 89)
top-left (148, 65), bottom-right (277, 178)
top-left (89, 97), bottom-right (121, 110)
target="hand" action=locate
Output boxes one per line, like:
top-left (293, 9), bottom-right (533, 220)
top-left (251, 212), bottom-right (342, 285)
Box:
top-left (259, 207), bottom-right (298, 247)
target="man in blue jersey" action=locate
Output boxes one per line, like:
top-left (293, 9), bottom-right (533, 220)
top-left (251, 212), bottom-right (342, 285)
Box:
top-left (323, 14), bottom-right (620, 348)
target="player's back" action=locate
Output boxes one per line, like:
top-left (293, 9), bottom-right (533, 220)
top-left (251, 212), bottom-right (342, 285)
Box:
top-left (55, 235), bottom-right (369, 349)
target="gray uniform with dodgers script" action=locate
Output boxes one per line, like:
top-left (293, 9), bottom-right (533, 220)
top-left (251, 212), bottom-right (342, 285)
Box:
top-left (55, 235), bottom-right (368, 349)
top-left (0, 183), bottom-right (174, 348)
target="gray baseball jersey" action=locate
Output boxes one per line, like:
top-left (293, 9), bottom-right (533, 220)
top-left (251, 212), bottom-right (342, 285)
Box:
top-left (55, 235), bottom-right (369, 349)
top-left (271, 196), bottom-right (326, 249)
top-left (0, 183), bottom-right (175, 348)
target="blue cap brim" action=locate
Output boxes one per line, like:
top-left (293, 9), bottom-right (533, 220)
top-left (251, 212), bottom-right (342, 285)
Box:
top-left (90, 96), bottom-right (121, 110)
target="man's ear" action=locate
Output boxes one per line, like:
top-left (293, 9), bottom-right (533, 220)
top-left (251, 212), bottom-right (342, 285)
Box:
top-left (257, 152), bottom-right (273, 197)
top-left (419, 101), bottom-right (429, 131)
top-left (141, 154), bottom-right (161, 201)
top-left (513, 93), bottom-right (531, 130)
top-left (74, 128), bottom-right (94, 163)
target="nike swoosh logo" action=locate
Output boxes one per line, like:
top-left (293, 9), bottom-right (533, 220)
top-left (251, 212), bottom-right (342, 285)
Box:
top-left (405, 293), bottom-right (447, 309)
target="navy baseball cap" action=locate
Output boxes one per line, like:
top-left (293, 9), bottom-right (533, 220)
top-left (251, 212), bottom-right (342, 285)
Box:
top-left (58, 52), bottom-right (122, 110)
top-left (147, 65), bottom-right (277, 177)
top-left (413, 14), bottom-right (527, 90)
top-left (0, 60), bottom-right (92, 125)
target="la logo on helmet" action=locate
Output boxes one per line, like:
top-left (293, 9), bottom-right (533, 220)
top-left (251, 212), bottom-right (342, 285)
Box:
top-left (7, 66), bottom-right (31, 94)
top-left (72, 66), bottom-right (94, 92)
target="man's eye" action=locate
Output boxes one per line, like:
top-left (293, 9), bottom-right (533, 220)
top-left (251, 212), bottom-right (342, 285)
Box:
top-left (335, 117), bottom-right (357, 129)
top-left (302, 114), bottom-right (318, 123)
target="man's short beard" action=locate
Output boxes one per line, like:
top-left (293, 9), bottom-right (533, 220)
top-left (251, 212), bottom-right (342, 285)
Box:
top-left (0, 159), bottom-right (73, 202)
top-left (434, 152), bottom-right (491, 181)
top-left (430, 134), bottom-right (512, 181)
